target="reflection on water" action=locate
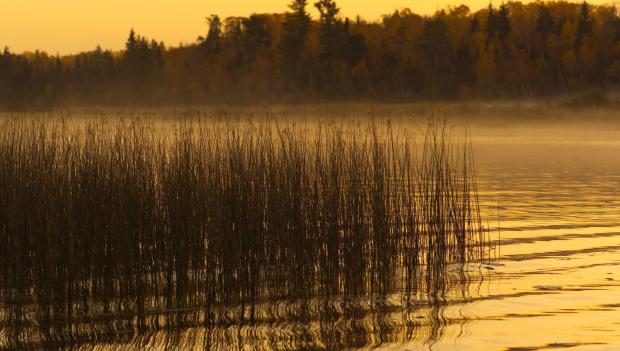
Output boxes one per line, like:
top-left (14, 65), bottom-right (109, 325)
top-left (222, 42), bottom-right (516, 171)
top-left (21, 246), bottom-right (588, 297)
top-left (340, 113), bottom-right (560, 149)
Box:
top-left (0, 265), bottom-right (488, 350)
top-left (2, 120), bottom-right (619, 350)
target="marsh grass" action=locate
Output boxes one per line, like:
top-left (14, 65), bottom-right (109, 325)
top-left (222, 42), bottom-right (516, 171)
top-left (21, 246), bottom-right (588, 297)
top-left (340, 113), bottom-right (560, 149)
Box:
top-left (0, 113), bottom-right (490, 349)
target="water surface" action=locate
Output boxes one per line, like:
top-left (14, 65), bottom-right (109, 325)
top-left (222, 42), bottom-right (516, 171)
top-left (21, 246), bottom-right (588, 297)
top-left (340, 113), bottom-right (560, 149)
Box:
top-left (415, 123), bottom-right (620, 350)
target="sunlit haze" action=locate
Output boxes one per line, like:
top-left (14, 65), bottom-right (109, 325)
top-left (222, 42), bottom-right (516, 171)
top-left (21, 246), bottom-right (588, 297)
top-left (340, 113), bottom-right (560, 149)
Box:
top-left (1, 0), bottom-right (607, 55)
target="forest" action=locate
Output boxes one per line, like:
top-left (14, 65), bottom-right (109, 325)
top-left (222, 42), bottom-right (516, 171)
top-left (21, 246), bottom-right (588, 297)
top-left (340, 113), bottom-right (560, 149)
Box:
top-left (1, 0), bottom-right (620, 108)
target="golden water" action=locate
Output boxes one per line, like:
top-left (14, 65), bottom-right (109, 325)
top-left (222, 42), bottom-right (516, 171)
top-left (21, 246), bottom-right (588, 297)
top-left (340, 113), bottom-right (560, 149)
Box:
top-left (418, 125), bottom-right (620, 351)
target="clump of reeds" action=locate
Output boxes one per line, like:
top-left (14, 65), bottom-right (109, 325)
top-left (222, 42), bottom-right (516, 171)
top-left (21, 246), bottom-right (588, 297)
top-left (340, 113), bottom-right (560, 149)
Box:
top-left (0, 114), bottom-right (490, 349)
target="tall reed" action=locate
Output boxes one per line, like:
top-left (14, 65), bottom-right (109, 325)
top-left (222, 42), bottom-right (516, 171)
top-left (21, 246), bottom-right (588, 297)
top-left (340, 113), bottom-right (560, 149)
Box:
top-left (0, 114), bottom-right (490, 349)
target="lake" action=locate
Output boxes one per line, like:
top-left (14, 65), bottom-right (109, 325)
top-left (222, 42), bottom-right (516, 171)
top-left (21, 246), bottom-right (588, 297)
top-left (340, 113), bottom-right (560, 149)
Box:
top-left (0, 108), bottom-right (618, 350)
top-left (427, 122), bottom-right (620, 351)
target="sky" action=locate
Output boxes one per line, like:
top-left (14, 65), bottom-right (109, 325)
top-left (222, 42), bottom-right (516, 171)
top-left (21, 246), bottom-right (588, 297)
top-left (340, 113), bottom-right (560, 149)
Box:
top-left (0, 0), bottom-right (610, 55)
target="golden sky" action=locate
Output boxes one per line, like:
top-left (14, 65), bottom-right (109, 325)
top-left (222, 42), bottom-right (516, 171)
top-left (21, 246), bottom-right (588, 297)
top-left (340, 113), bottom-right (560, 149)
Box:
top-left (0, 0), bottom-right (609, 55)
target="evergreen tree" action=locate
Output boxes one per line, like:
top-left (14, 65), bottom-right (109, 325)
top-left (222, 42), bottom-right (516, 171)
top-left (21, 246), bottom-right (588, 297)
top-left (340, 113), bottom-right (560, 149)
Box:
top-left (418, 16), bottom-right (453, 98)
top-left (205, 15), bottom-right (222, 55)
top-left (340, 19), bottom-right (366, 65)
top-left (278, 0), bottom-right (311, 89)
top-left (126, 29), bottom-right (137, 52)
top-left (496, 3), bottom-right (511, 41)
top-left (315, 0), bottom-right (341, 63)
top-left (486, 3), bottom-right (511, 42)
top-left (535, 4), bottom-right (554, 36)
top-left (575, 2), bottom-right (592, 49)
top-left (242, 14), bottom-right (272, 59)
top-left (314, 0), bottom-right (343, 93)
top-left (486, 4), bottom-right (497, 43)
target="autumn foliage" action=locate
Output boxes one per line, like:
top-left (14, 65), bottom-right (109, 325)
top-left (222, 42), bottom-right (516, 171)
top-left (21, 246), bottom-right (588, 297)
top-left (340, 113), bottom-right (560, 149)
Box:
top-left (1, 1), bottom-right (619, 108)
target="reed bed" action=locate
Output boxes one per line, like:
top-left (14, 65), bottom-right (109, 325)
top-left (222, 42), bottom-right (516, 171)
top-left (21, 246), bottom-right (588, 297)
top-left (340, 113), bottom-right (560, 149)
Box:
top-left (0, 114), bottom-right (490, 349)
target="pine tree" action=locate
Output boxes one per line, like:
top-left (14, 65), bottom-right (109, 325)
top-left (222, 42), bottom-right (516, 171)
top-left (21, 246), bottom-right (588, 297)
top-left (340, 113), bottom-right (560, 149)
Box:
top-left (486, 4), bottom-right (497, 43)
top-left (205, 15), bottom-right (222, 55)
top-left (496, 3), bottom-right (511, 41)
top-left (315, 0), bottom-right (341, 63)
top-left (535, 4), bottom-right (554, 36)
top-left (575, 2), bottom-right (592, 49)
top-left (418, 16), bottom-right (453, 98)
top-left (278, 0), bottom-right (311, 83)
top-left (126, 29), bottom-right (137, 52)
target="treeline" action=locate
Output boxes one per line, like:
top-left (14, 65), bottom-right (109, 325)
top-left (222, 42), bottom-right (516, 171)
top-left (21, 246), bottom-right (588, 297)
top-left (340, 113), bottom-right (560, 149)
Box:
top-left (2, 0), bottom-right (620, 108)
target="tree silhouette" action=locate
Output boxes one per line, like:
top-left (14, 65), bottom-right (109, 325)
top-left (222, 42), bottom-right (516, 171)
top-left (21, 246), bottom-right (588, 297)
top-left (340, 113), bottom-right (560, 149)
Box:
top-left (278, 0), bottom-right (311, 92)
top-left (535, 4), bottom-right (554, 36)
top-left (418, 16), bottom-right (453, 98)
top-left (2, 1), bottom-right (620, 109)
top-left (204, 15), bottom-right (222, 55)
top-left (315, 0), bottom-right (341, 64)
top-left (576, 2), bottom-right (592, 50)
top-left (496, 3), bottom-right (511, 41)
